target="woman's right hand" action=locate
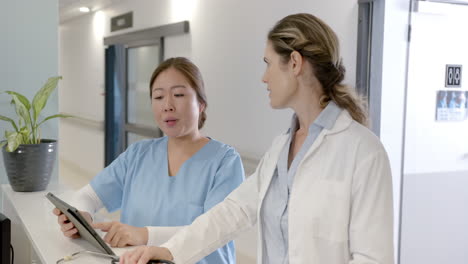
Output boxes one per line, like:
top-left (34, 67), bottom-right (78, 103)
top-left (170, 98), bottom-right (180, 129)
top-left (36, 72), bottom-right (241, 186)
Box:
top-left (52, 208), bottom-right (93, 238)
top-left (120, 246), bottom-right (174, 264)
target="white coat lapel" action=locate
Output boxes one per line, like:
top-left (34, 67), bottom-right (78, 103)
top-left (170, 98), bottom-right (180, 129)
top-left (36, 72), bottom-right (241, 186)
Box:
top-left (296, 130), bottom-right (327, 168)
top-left (297, 110), bottom-right (353, 168)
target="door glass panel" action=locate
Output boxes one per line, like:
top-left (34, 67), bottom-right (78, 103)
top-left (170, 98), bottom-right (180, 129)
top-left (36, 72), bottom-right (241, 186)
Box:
top-left (127, 45), bottom-right (160, 128)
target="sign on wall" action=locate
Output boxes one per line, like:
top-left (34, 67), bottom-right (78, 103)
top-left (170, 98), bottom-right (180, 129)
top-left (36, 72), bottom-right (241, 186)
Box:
top-left (111, 12), bottom-right (133, 32)
top-left (445, 64), bottom-right (462, 87)
top-left (435, 90), bottom-right (468, 121)
top-left (436, 64), bottom-right (465, 121)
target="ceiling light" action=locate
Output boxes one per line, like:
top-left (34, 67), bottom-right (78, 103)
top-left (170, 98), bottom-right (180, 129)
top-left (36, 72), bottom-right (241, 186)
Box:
top-left (79, 7), bottom-right (91, 13)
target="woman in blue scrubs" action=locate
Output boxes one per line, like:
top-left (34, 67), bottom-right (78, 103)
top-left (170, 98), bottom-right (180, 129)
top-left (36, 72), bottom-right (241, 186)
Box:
top-left (53, 57), bottom-right (244, 264)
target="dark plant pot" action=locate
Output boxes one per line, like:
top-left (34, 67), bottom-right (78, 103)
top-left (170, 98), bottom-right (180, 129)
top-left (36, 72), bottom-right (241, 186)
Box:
top-left (2, 139), bottom-right (57, 192)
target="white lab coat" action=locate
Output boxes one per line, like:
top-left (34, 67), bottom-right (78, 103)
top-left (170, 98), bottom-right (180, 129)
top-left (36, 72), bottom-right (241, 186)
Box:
top-left (162, 110), bottom-right (394, 264)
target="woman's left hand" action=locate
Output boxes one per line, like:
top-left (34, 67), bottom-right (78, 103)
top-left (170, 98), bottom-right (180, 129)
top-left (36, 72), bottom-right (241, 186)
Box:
top-left (92, 221), bottom-right (148, 247)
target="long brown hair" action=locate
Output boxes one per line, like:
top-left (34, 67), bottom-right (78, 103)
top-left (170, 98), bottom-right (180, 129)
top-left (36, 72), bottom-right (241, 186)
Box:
top-left (268, 13), bottom-right (368, 125)
top-left (149, 57), bottom-right (208, 129)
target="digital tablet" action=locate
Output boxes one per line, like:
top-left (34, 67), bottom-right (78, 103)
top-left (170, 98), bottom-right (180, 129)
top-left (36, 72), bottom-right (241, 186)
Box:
top-left (46, 192), bottom-right (116, 256)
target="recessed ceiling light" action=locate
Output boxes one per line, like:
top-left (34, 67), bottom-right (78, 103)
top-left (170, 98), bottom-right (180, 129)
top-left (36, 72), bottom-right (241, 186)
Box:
top-left (79, 7), bottom-right (91, 13)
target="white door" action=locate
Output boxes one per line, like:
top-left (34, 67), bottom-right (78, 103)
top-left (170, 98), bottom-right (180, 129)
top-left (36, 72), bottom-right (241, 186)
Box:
top-left (400, 1), bottom-right (468, 264)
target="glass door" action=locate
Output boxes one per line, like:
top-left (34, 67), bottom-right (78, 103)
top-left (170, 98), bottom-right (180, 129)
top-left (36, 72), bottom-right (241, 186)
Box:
top-left (125, 44), bottom-right (162, 147)
top-left (104, 43), bottom-right (162, 166)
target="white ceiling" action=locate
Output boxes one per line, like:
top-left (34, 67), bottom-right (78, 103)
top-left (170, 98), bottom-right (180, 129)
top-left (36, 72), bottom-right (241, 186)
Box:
top-left (59, 0), bottom-right (121, 23)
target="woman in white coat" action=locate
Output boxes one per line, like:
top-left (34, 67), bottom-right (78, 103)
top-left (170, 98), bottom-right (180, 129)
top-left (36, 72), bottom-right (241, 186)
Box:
top-left (121, 13), bottom-right (394, 264)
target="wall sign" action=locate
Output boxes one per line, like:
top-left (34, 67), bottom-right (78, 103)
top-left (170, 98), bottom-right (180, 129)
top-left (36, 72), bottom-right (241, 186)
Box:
top-left (436, 90), bottom-right (468, 121)
top-left (111, 12), bottom-right (133, 32)
top-left (445, 64), bottom-right (462, 87)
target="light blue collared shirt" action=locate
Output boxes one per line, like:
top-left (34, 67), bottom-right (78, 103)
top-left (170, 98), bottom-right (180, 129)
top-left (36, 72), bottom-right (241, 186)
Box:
top-left (260, 101), bottom-right (341, 264)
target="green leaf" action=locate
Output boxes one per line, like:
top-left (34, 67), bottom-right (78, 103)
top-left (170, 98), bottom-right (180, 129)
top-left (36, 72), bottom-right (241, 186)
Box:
top-left (37, 114), bottom-right (74, 127)
top-left (5, 131), bottom-right (23, 152)
top-left (5, 91), bottom-right (31, 110)
top-left (19, 127), bottom-right (30, 144)
top-left (12, 94), bottom-right (31, 122)
top-left (7, 92), bottom-right (35, 141)
top-left (32, 76), bottom-right (62, 123)
top-left (0, 115), bottom-right (19, 132)
top-left (0, 140), bottom-right (6, 149)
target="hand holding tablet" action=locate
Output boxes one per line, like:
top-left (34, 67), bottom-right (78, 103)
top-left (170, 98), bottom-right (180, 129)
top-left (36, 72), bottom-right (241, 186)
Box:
top-left (46, 192), bottom-right (115, 256)
top-left (53, 207), bottom-right (92, 238)
top-left (47, 192), bottom-right (175, 264)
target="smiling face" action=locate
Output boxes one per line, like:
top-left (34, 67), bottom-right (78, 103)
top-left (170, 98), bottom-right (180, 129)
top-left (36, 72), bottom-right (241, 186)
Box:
top-left (262, 41), bottom-right (298, 109)
top-left (151, 67), bottom-right (204, 138)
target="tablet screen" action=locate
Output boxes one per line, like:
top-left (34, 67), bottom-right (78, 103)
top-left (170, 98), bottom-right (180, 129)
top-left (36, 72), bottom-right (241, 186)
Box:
top-left (46, 192), bottom-right (115, 256)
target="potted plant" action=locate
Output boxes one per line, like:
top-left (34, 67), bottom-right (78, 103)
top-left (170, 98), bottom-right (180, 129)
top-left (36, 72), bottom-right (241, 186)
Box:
top-left (0, 76), bottom-right (71, 192)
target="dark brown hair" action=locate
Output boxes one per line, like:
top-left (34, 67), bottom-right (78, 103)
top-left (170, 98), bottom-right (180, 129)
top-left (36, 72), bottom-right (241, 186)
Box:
top-left (268, 13), bottom-right (368, 125)
top-left (149, 57), bottom-right (207, 129)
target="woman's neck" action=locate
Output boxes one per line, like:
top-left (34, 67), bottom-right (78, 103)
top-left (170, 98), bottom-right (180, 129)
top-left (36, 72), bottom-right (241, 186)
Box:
top-left (288, 73), bottom-right (325, 133)
top-left (295, 103), bottom-right (323, 132)
top-left (167, 131), bottom-right (207, 152)
top-left (291, 90), bottom-right (324, 134)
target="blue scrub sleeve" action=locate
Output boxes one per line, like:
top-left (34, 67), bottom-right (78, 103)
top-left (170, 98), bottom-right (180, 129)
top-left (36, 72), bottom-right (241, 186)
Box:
top-left (203, 148), bottom-right (245, 212)
top-left (90, 144), bottom-right (134, 212)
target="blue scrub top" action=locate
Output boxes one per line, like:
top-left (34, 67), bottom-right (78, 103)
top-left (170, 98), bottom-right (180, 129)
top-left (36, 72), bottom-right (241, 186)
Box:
top-left (90, 136), bottom-right (245, 264)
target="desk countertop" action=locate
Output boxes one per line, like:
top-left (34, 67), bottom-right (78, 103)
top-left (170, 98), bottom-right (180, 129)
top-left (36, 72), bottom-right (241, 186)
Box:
top-left (1, 184), bottom-right (132, 264)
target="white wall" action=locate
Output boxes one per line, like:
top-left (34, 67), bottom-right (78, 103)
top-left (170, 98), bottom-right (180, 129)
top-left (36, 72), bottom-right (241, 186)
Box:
top-left (59, 11), bottom-right (106, 185)
top-left (59, 0), bottom-right (359, 262)
top-left (184, 0), bottom-right (358, 159)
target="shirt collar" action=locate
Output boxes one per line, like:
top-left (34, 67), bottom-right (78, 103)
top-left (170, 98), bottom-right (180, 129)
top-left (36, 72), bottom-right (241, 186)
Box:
top-left (287, 101), bottom-right (342, 134)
